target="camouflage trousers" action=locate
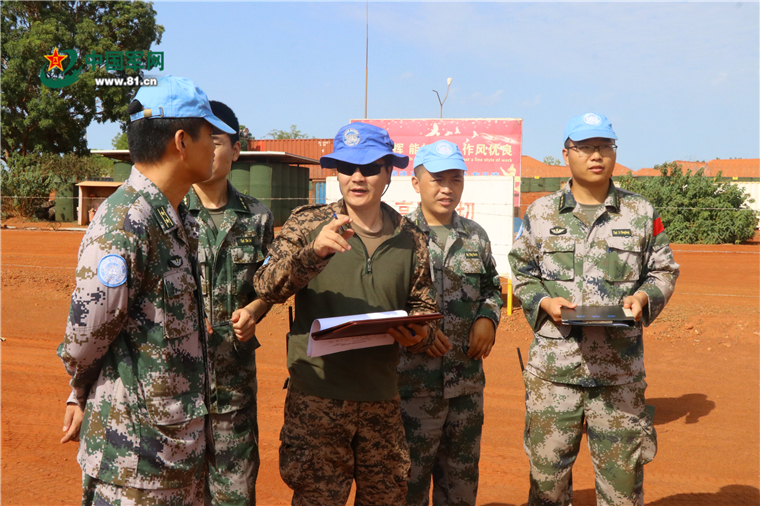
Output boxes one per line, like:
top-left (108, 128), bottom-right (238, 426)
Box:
top-left (205, 404), bottom-right (260, 506)
top-left (82, 472), bottom-right (204, 506)
top-left (523, 372), bottom-right (657, 506)
top-left (400, 392), bottom-right (484, 506)
top-left (279, 386), bottom-right (411, 506)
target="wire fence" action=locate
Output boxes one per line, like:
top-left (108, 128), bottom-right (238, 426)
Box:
top-left (2, 195), bottom-right (757, 211)
top-left (2, 196), bottom-right (758, 226)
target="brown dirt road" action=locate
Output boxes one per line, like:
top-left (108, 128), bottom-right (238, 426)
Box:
top-left (1, 229), bottom-right (758, 505)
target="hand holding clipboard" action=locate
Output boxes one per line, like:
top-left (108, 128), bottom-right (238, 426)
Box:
top-left (308, 311), bottom-right (443, 357)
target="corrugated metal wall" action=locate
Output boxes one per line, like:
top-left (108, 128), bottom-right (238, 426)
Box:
top-left (249, 139), bottom-right (337, 179)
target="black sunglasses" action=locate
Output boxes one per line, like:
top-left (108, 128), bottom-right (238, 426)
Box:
top-left (335, 160), bottom-right (389, 177)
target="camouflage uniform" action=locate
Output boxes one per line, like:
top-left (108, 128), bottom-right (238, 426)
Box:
top-left (398, 208), bottom-right (503, 506)
top-left (508, 180), bottom-right (679, 506)
top-left (253, 199), bottom-right (438, 506)
top-left (58, 168), bottom-right (208, 504)
top-left (184, 183), bottom-right (274, 506)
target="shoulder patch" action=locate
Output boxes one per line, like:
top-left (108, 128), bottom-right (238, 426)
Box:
top-left (550, 227), bottom-right (567, 236)
top-left (97, 254), bottom-right (128, 287)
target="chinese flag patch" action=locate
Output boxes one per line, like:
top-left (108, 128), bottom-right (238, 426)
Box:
top-left (653, 216), bottom-right (664, 236)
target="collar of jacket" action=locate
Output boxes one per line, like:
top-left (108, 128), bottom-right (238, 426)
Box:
top-left (184, 181), bottom-right (250, 215)
top-left (559, 178), bottom-right (620, 213)
top-left (407, 206), bottom-right (469, 238)
top-left (331, 198), bottom-right (406, 234)
top-left (128, 166), bottom-right (191, 237)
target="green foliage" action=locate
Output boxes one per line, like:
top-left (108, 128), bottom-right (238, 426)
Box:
top-left (543, 156), bottom-right (562, 166)
top-left (266, 125), bottom-right (312, 140)
top-left (0, 153), bottom-right (112, 217)
top-left (618, 162), bottom-right (758, 244)
top-left (111, 131), bottom-right (129, 150)
top-left (1, 157), bottom-right (55, 218)
top-left (1, 1), bottom-right (164, 160)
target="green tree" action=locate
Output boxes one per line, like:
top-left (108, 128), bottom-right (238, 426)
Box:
top-left (1, 1), bottom-right (164, 160)
top-left (1, 152), bottom-right (112, 217)
top-left (543, 156), bottom-right (561, 166)
top-left (266, 125), bottom-right (312, 140)
top-left (111, 131), bottom-right (128, 150)
top-left (617, 162), bottom-right (757, 244)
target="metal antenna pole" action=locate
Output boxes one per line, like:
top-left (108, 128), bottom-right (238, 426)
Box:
top-left (433, 78), bottom-right (452, 118)
top-left (364, 1), bottom-right (368, 119)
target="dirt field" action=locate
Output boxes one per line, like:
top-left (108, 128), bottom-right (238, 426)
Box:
top-left (1, 228), bottom-right (758, 505)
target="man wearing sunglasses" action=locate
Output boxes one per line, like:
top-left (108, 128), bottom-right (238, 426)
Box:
top-left (254, 122), bottom-right (438, 506)
top-left (509, 113), bottom-right (679, 506)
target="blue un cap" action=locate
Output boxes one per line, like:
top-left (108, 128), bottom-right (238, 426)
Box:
top-left (320, 122), bottom-right (409, 169)
top-left (413, 140), bottom-right (468, 173)
top-left (564, 112), bottom-right (617, 142)
top-left (130, 76), bottom-right (234, 134)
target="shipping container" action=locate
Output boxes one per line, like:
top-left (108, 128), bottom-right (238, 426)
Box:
top-left (252, 139), bottom-right (333, 159)
top-left (313, 180), bottom-right (326, 204)
top-left (251, 139), bottom-right (337, 180)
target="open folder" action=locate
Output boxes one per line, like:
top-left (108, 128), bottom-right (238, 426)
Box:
top-left (560, 306), bottom-right (636, 327)
top-left (307, 310), bottom-right (443, 358)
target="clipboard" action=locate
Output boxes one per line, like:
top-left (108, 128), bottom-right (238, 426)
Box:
top-left (311, 313), bottom-right (443, 341)
top-left (560, 306), bottom-right (636, 327)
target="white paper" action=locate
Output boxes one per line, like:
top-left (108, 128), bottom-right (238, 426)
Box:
top-left (307, 310), bottom-right (407, 358)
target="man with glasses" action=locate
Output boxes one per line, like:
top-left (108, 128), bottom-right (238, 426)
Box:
top-left (254, 122), bottom-right (438, 506)
top-left (509, 113), bottom-right (679, 506)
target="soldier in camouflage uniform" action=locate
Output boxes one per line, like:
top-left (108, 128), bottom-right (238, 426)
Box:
top-left (253, 122), bottom-right (439, 506)
top-left (399, 140), bottom-right (503, 506)
top-left (58, 76), bottom-right (235, 505)
top-left (508, 113), bottom-right (680, 506)
top-left (184, 101), bottom-right (274, 506)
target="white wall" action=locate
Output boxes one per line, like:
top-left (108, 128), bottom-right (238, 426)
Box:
top-left (733, 181), bottom-right (760, 227)
top-left (326, 176), bottom-right (515, 276)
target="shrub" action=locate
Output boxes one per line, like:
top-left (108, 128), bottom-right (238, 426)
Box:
top-left (617, 162), bottom-right (757, 244)
top-left (0, 153), bottom-right (113, 218)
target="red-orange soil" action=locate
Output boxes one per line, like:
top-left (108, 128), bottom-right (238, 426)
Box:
top-left (1, 229), bottom-right (758, 505)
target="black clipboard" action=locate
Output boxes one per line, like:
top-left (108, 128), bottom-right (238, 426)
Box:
top-left (311, 313), bottom-right (443, 341)
top-left (560, 306), bottom-right (636, 327)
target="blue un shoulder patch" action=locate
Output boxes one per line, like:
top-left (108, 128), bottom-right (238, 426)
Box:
top-left (97, 254), bottom-right (128, 287)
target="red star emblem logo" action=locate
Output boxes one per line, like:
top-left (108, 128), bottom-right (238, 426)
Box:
top-left (44, 47), bottom-right (68, 72)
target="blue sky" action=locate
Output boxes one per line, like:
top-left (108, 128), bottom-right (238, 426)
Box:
top-left (86, 1), bottom-right (760, 171)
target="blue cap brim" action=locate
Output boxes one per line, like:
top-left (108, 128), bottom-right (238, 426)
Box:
top-left (321, 149), bottom-right (409, 169)
top-left (568, 129), bottom-right (617, 141)
top-left (417, 158), bottom-right (468, 173)
top-left (204, 114), bottom-right (235, 135)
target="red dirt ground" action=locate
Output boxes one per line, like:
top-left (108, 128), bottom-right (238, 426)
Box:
top-left (1, 228), bottom-right (758, 505)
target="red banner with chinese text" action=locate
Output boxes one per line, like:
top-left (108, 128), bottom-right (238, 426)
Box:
top-left (354, 118), bottom-right (522, 206)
